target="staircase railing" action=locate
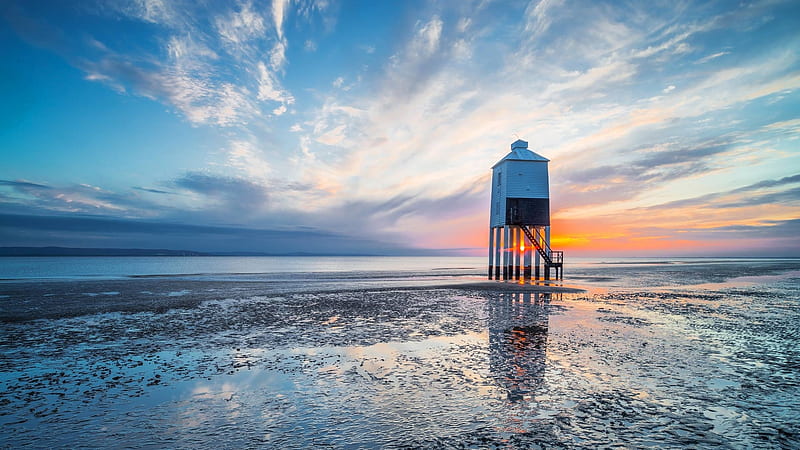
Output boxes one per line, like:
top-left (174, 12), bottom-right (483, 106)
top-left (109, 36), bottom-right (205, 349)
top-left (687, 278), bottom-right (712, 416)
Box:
top-left (520, 225), bottom-right (562, 267)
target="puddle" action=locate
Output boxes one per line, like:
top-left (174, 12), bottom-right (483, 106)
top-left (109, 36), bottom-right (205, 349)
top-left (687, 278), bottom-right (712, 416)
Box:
top-left (1, 273), bottom-right (798, 448)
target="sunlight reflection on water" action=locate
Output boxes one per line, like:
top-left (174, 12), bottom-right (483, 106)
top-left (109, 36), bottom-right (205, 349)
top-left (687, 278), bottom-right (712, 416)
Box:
top-left (138, 293), bottom-right (554, 447)
top-left (2, 258), bottom-right (799, 447)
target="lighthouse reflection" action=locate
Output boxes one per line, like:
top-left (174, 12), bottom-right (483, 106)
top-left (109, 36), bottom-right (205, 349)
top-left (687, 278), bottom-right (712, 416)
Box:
top-left (488, 292), bottom-right (554, 402)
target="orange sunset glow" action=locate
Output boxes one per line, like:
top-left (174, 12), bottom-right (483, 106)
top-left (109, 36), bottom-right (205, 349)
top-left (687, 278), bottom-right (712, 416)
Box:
top-left (0, 0), bottom-right (797, 257)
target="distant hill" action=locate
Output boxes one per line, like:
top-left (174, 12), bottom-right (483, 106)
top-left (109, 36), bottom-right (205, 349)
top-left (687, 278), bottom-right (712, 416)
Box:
top-left (0, 247), bottom-right (208, 257)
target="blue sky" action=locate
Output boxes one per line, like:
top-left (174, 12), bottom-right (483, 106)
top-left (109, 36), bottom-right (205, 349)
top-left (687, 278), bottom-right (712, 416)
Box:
top-left (1, 0), bottom-right (799, 255)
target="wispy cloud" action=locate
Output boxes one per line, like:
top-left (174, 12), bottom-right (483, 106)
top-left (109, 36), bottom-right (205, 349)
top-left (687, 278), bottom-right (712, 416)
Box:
top-left (695, 50), bottom-right (730, 64)
top-left (410, 15), bottom-right (443, 58)
top-left (0, 178), bottom-right (158, 216)
top-left (638, 174), bottom-right (800, 211)
top-left (7, 1), bottom-right (297, 128)
top-left (124, 0), bottom-right (185, 27)
top-left (256, 60), bottom-right (294, 107)
top-left (96, 60), bottom-right (257, 126)
top-left (215, 2), bottom-right (267, 49)
top-left (523, 0), bottom-right (562, 37)
top-left (224, 140), bottom-right (272, 180)
top-left (0, 180), bottom-right (51, 190)
top-left (133, 186), bottom-right (174, 195)
top-left (2, 0), bottom-right (799, 255)
top-left (172, 171), bottom-right (269, 217)
top-left (272, 0), bottom-right (290, 40)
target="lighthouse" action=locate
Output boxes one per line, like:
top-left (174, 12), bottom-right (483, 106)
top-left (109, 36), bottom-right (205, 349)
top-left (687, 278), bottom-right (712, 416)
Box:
top-left (488, 139), bottom-right (563, 281)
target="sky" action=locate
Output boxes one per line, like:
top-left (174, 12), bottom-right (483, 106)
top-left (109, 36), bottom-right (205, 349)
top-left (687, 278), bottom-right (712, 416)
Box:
top-left (1, 0), bottom-right (799, 256)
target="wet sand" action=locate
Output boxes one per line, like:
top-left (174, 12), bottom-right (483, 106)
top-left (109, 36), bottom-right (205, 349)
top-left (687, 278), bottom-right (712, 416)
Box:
top-left (1, 269), bottom-right (798, 448)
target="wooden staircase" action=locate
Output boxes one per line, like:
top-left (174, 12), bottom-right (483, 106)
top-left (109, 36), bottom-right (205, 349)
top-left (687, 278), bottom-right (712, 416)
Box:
top-left (520, 225), bottom-right (563, 280)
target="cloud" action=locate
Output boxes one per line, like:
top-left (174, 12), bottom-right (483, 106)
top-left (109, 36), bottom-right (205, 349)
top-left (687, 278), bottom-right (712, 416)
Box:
top-left (133, 186), bottom-right (174, 194)
top-left (293, 1), bottom-right (799, 254)
top-left (81, 48), bottom-right (259, 126)
top-left (713, 186), bottom-right (800, 209)
top-left (0, 212), bottom-right (422, 254)
top-left (631, 25), bottom-right (702, 60)
top-left (639, 174), bottom-right (800, 211)
top-left (104, 0), bottom-right (188, 29)
top-left (173, 171), bottom-right (269, 214)
top-left (263, 174), bottom-right (489, 251)
top-left (695, 51), bottom-right (730, 64)
top-left (0, 179), bottom-right (51, 190)
top-left (166, 34), bottom-right (218, 63)
top-left (375, 14), bottom-right (452, 103)
top-left (4, 1), bottom-right (297, 128)
top-left (272, 0), bottom-right (290, 40)
top-left (3, 0), bottom-right (800, 255)
top-left (411, 15), bottom-right (443, 58)
top-left (314, 124), bottom-right (347, 146)
top-left (543, 58), bottom-right (637, 97)
top-left (737, 174), bottom-right (800, 191)
top-left (679, 218), bottom-right (800, 240)
top-left (0, 178), bottom-right (169, 216)
top-left (554, 136), bottom-right (747, 212)
top-left (256, 61), bottom-right (294, 106)
top-left (215, 2), bottom-right (266, 48)
top-left (225, 140), bottom-right (272, 179)
top-left (269, 39), bottom-right (288, 71)
top-left (523, 0), bottom-right (562, 37)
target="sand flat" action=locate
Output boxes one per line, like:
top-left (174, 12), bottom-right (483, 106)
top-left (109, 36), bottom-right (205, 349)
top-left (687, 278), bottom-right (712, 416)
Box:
top-left (1, 258), bottom-right (798, 447)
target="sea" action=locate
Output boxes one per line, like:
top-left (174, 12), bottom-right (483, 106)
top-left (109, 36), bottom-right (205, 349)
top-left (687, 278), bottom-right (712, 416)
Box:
top-left (1, 256), bottom-right (798, 448)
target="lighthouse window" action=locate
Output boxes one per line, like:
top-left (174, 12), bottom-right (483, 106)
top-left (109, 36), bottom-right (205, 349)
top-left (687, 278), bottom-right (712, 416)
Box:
top-left (497, 172), bottom-right (502, 186)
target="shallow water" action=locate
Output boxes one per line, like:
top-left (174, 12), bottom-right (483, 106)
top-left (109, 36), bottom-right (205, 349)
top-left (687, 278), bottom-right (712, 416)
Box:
top-left (1, 257), bottom-right (798, 448)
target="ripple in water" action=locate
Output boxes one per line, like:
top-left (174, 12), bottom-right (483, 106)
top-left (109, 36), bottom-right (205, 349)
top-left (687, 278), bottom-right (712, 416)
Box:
top-left (1, 261), bottom-right (799, 448)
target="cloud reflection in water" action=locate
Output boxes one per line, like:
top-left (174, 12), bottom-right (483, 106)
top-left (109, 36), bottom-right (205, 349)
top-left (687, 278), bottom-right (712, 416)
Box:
top-left (489, 292), bottom-right (552, 403)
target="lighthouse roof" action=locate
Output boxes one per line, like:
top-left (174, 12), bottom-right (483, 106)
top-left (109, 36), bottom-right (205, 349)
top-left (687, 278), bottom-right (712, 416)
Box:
top-left (492, 139), bottom-right (549, 168)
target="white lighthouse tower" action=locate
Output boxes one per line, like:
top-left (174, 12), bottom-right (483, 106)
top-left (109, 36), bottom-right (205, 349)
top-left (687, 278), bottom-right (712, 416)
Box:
top-left (488, 139), bottom-right (563, 281)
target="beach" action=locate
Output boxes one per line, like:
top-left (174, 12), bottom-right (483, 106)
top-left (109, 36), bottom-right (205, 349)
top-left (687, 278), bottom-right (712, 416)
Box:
top-left (1, 257), bottom-right (798, 448)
